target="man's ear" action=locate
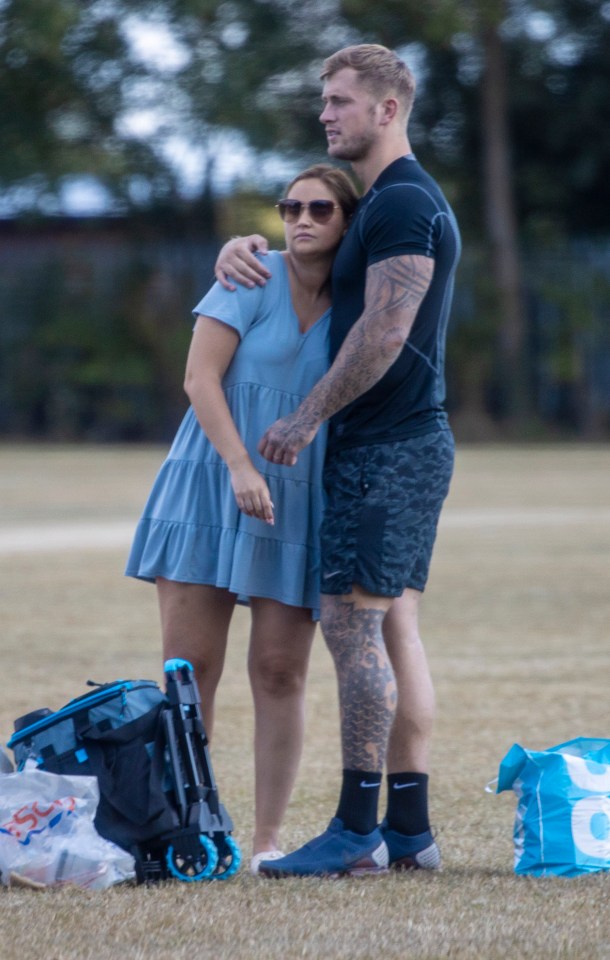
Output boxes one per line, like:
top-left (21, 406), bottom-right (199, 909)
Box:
top-left (379, 97), bottom-right (399, 125)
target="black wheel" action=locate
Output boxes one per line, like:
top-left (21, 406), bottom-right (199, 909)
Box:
top-left (165, 834), bottom-right (218, 881)
top-left (212, 835), bottom-right (242, 880)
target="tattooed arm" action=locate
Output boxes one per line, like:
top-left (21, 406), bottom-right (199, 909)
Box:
top-left (258, 254), bottom-right (434, 465)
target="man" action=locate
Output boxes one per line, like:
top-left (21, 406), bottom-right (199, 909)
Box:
top-left (216, 43), bottom-right (460, 877)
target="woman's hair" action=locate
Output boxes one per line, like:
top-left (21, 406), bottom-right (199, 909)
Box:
top-left (285, 164), bottom-right (359, 222)
top-left (321, 44), bottom-right (416, 118)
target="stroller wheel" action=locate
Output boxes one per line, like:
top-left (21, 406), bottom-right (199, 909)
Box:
top-left (212, 834), bottom-right (242, 880)
top-left (166, 834), bottom-right (218, 881)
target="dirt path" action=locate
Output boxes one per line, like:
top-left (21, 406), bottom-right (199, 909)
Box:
top-left (1, 507), bottom-right (609, 554)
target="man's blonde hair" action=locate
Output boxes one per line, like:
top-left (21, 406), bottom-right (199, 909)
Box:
top-left (321, 44), bottom-right (416, 117)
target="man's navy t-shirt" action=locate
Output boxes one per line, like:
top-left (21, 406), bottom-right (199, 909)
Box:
top-left (328, 155), bottom-right (461, 452)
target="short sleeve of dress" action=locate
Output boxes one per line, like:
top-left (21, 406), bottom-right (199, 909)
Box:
top-left (192, 252), bottom-right (279, 339)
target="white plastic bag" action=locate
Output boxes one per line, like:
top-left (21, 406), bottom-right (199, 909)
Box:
top-left (0, 748), bottom-right (13, 773)
top-left (0, 767), bottom-right (135, 889)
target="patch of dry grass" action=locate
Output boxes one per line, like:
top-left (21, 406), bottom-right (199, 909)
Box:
top-left (0, 443), bottom-right (609, 960)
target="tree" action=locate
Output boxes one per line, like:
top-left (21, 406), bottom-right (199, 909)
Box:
top-left (336, 0), bottom-right (610, 428)
top-left (2, 0), bottom-right (609, 437)
top-left (0, 0), bottom-right (355, 211)
top-left (477, 4), bottom-right (529, 425)
top-left (0, 0), bottom-right (189, 212)
top-left (3, 0), bottom-right (608, 230)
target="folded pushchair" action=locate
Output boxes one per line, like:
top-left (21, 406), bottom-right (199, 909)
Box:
top-left (7, 658), bottom-right (241, 883)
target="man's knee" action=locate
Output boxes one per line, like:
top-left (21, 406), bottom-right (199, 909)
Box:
top-left (320, 592), bottom-right (393, 675)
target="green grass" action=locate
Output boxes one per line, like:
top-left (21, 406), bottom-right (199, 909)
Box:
top-left (0, 442), bottom-right (609, 960)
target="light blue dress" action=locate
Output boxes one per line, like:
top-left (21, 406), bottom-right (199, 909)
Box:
top-left (125, 251), bottom-right (329, 618)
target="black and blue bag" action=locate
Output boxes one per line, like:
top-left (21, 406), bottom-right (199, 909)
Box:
top-left (6, 660), bottom-right (241, 882)
top-left (8, 679), bottom-right (174, 854)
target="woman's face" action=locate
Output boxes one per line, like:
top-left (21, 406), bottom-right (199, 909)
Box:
top-left (282, 178), bottom-right (347, 258)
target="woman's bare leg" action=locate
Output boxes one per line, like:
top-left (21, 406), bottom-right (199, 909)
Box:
top-left (248, 599), bottom-right (316, 856)
top-left (156, 578), bottom-right (236, 739)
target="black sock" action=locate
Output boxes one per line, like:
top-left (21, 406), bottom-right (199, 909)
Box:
top-left (335, 769), bottom-right (382, 835)
top-left (385, 772), bottom-right (430, 836)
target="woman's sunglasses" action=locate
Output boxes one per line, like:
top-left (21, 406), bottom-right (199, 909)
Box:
top-left (275, 199), bottom-right (340, 224)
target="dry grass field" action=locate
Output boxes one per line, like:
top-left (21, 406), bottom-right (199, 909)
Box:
top-left (0, 442), bottom-right (608, 960)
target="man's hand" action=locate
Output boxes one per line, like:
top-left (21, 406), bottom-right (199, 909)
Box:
top-left (214, 235), bottom-right (272, 291)
top-left (258, 412), bottom-right (319, 467)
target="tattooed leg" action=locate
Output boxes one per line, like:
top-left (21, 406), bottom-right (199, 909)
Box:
top-left (320, 591), bottom-right (396, 771)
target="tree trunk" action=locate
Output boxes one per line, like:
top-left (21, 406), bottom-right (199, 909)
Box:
top-left (479, 20), bottom-right (528, 427)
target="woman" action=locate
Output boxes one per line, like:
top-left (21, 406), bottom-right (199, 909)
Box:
top-left (126, 165), bottom-right (358, 873)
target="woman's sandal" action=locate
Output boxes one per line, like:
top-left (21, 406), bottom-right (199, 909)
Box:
top-left (249, 850), bottom-right (286, 875)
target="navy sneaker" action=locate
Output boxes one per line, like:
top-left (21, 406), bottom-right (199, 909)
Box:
top-left (380, 821), bottom-right (441, 870)
top-left (258, 818), bottom-right (389, 878)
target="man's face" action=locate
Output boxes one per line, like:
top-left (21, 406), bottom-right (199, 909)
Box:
top-left (319, 67), bottom-right (381, 163)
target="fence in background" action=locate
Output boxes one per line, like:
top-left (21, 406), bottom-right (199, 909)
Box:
top-left (1, 219), bottom-right (609, 441)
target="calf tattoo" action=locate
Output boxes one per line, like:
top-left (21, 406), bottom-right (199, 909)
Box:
top-left (322, 598), bottom-right (396, 771)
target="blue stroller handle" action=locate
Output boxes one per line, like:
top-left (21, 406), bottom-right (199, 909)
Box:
top-left (164, 657), bottom-right (194, 673)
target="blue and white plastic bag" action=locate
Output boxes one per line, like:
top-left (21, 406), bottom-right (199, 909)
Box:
top-left (494, 737), bottom-right (610, 877)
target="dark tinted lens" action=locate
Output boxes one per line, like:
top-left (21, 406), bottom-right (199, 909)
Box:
top-left (276, 199), bottom-right (337, 223)
top-left (277, 200), bottom-right (302, 221)
top-left (308, 200), bottom-right (335, 223)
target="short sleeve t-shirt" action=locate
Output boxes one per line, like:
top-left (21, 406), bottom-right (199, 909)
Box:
top-left (328, 155), bottom-right (461, 450)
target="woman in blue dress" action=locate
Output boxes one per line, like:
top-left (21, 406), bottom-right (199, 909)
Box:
top-left (126, 165), bottom-right (358, 872)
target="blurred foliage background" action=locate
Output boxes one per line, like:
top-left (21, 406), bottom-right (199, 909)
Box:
top-left (1, 0), bottom-right (609, 442)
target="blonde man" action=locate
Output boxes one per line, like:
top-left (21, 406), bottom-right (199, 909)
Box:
top-left (217, 44), bottom-right (461, 877)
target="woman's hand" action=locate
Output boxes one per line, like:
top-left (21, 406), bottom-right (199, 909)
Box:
top-left (214, 235), bottom-right (272, 291)
top-left (229, 460), bottom-right (275, 525)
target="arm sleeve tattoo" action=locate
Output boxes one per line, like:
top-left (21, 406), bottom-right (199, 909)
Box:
top-left (297, 254), bottom-right (434, 430)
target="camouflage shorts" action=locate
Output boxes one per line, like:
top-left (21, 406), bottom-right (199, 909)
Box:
top-left (320, 430), bottom-right (455, 597)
